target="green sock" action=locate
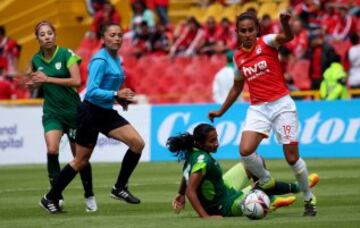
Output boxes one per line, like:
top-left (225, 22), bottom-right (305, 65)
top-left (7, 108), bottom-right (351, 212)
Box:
top-left (264, 181), bottom-right (300, 196)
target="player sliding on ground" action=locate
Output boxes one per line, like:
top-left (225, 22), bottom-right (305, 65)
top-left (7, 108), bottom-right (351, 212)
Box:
top-left (168, 123), bottom-right (319, 218)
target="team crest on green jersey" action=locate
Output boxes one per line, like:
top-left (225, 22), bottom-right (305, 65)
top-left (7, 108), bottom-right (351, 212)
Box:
top-left (55, 62), bottom-right (62, 70)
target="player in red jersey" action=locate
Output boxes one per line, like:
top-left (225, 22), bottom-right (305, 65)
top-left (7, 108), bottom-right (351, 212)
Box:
top-left (208, 12), bottom-right (317, 217)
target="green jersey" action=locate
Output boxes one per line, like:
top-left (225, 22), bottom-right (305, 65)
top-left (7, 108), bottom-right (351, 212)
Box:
top-left (183, 148), bottom-right (243, 216)
top-left (31, 46), bottom-right (81, 128)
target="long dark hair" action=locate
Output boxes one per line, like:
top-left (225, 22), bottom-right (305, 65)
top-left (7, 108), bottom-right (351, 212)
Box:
top-left (236, 11), bottom-right (260, 31)
top-left (166, 123), bottom-right (215, 161)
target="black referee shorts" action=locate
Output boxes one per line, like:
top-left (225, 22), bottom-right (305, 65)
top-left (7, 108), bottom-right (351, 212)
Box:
top-left (75, 100), bottom-right (129, 148)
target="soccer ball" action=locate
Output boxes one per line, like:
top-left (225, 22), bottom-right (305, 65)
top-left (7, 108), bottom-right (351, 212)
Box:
top-left (241, 189), bottom-right (271, 220)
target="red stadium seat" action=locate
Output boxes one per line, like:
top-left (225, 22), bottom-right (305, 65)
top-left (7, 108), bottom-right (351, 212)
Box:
top-left (289, 59), bottom-right (311, 90)
top-left (329, 40), bottom-right (352, 62)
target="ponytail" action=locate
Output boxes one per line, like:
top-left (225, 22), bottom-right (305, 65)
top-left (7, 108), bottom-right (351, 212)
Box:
top-left (166, 133), bottom-right (194, 161)
top-left (166, 123), bottom-right (216, 161)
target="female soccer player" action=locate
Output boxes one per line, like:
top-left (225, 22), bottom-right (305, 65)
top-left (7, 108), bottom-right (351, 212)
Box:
top-left (39, 23), bottom-right (145, 213)
top-left (208, 12), bottom-right (317, 216)
top-left (28, 21), bottom-right (96, 212)
top-left (168, 123), bottom-right (318, 218)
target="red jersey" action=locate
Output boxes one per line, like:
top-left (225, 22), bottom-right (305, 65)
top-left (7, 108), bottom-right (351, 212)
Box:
top-left (233, 35), bottom-right (289, 105)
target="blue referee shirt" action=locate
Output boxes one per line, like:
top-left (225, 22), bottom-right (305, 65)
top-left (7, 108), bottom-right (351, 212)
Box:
top-left (85, 48), bottom-right (125, 109)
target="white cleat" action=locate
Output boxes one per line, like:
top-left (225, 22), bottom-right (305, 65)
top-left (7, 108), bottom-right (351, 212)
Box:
top-left (85, 196), bottom-right (98, 212)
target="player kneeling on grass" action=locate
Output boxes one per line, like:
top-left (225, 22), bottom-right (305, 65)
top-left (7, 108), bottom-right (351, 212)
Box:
top-left (168, 123), bottom-right (319, 218)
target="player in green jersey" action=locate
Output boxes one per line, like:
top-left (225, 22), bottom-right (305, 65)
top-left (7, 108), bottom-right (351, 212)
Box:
top-left (167, 123), bottom-right (319, 218)
top-left (27, 21), bottom-right (97, 212)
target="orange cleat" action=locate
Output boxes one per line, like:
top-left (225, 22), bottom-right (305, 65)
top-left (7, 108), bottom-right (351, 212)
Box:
top-left (270, 195), bottom-right (296, 212)
top-left (308, 173), bottom-right (320, 188)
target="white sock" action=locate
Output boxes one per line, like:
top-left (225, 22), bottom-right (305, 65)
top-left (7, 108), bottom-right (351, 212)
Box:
top-left (291, 158), bottom-right (312, 201)
top-left (242, 153), bottom-right (271, 184)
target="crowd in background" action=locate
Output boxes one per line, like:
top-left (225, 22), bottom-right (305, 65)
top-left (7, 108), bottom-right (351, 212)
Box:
top-left (0, 0), bottom-right (359, 101)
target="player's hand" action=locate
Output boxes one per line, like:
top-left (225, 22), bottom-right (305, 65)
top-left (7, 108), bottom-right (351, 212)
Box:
top-left (31, 71), bottom-right (48, 84)
top-left (172, 194), bottom-right (185, 214)
top-left (117, 88), bottom-right (135, 100)
top-left (208, 110), bottom-right (222, 123)
top-left (25, 78), bottom-right (40, 89)
top-left (280, 12), bottom-right (291, 25)
top-left (115, 88), bottom-right (135, 111)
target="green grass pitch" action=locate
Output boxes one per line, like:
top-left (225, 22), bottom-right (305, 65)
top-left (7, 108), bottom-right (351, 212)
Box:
top-left (0, 159), bottom-right (359, 228)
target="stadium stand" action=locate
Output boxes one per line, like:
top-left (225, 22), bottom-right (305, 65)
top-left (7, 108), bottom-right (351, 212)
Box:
top-left (0, 0), bottom-right (360, 103)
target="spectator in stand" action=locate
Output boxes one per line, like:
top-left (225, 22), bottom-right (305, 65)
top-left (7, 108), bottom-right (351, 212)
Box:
top-left (216, 17), bottom-right (237, 51)
top-left (260, 14), bottom-right (278, 36)
top-left (212, 51), bottom-right (241, 103)
top-left (331, 5), bottom-right (357, 41)
top-left (199, 16), bottom-right (220, 55)
top-left (132, 21), bottom-right (152, 58)
top-left (131, 0), bottom-right (155, 29)
top-left (278, 46), bottom-right (299, 91)
top-left (295, 0), bottom-right (322, 30)
top-left (319, 54), bottom-right (349, 100)
top-left (85, 0), bottom-right (106, 15)
top-left (169, 17), bottom-right (205, 57)
top-left (286, 18), bottom-right (308, 59)
top-left (154, 0), bottom-right (169, 26)
top-left (0, 25), bottom-right (21, 77)
top-left (348, 33), bottom-right (360, 90)
top-left (0, 74), bottom-right (14, 100)
top-left (307, 29), bottom-right (337, 90)
top-left (348, 0), bottom-right (360, 16)
top-left (321, 2), bottom-right (338, 36)
top-left (90, 0), bottom-right (121, 40)
top-left (150, 22), bottom-right (171, 55)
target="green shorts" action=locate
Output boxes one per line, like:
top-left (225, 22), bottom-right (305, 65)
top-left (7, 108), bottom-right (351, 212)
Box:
top-left (42, 115), bottom-right (76, 141)
top-left (221, 163), bottom-right (252, 217)
top-left (223, 163), bottom-right (251, 191)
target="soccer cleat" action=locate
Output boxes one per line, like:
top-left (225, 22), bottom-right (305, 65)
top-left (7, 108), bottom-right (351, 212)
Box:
top-left (39, 195), bottom-right (62, 214)
top-left (304, 195), bottom-right (317, 216)
top-left (110, 186), bottom-right (141, 204)
top-left (257, 176), bottom-right (276, 190)
top-left (85, 196), bottom-right (98, 212)
top-left (308, 173), bottom-right (320, 188)
top-left (270, 196), bottom-right (296, 212)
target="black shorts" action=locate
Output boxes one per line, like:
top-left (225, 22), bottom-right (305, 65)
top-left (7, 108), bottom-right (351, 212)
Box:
top-left (75, 100), bottom-right (129, 148)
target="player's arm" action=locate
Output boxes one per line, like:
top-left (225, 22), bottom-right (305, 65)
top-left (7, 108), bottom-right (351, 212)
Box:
top-left (186, 172), bottom-right (211, 218)
top-left (208, 72), bottom-right (245, 122)
top-left (274, 12), bottom-right (293, 46)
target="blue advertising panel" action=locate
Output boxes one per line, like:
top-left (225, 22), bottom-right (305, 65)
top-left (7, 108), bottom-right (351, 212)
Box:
top-left (150, 100), bottom-right (360, 161)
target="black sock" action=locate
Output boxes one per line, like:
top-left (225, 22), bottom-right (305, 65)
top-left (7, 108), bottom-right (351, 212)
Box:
top-left (46, 164), bottom-right (78, 200)
top-left (79, 162), bottom-right (94, 198)
top-left (115, 149), bottom-right (141, 189)
top-left (47, 154), bottom-right (61, 187)
top-left (264, 181), bottom-right (300, 195)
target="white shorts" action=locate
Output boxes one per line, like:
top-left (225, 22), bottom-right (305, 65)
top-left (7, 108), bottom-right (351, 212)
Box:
top-left (242, 95), bottom-right (299, 144)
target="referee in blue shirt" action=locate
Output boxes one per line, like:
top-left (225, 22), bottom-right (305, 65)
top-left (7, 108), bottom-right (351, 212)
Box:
top-left (40, 23), bottom-right (145, 213)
